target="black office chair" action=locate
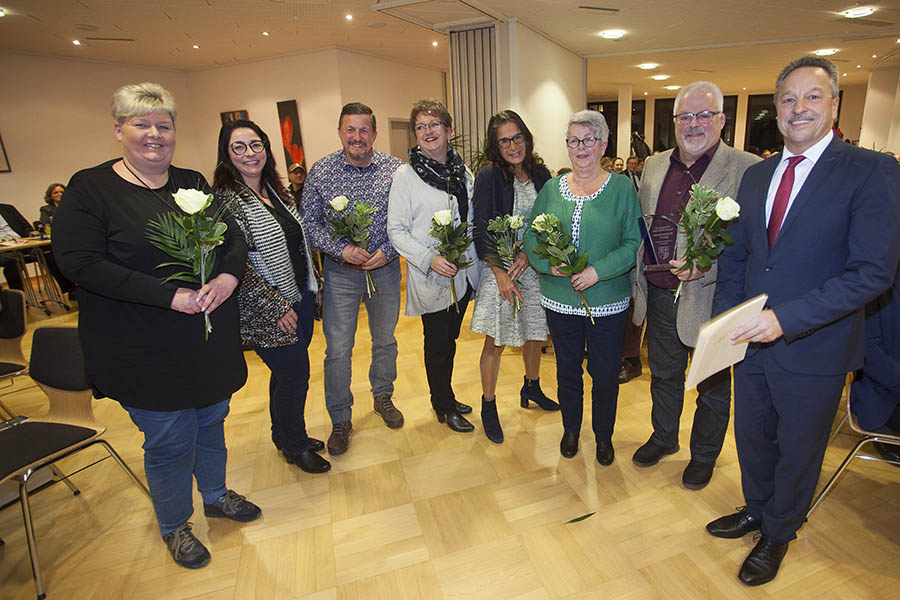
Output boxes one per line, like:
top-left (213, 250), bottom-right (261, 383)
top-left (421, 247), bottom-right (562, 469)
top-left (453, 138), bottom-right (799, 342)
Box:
top-left (0, 288), bottom-right (29, 419)
top-left (0, 326), bottom-right (149, 599)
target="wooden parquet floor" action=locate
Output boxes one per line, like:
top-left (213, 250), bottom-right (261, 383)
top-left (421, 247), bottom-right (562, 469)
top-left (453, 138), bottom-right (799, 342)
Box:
top-left (1, 291), bottom-right (898, 599)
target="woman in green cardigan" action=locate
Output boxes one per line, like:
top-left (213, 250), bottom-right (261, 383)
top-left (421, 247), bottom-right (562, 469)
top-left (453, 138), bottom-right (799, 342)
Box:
top-left (524, 110), bottom-right (641, 466)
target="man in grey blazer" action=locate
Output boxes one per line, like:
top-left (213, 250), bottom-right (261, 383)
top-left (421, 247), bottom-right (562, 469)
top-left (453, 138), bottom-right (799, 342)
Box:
top-left (631, 81), bottom-right (760, 489)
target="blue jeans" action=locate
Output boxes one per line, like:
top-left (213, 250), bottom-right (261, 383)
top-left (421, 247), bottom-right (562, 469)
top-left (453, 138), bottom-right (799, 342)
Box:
top-left (546, 309), bottom-right (626, 442)
top-left (322, 258), bottom-right (401, 423)
top-left (254, 293), bottom-right (315, 455)
top-left (125, 399), bottom-right (230, 535)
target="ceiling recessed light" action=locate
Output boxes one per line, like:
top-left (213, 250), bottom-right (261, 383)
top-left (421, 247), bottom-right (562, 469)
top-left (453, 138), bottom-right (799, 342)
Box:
top-left (857, 64), bottom-right (862, 68)
top-left (432, 41), bottom-right (438, 47)
top-left (193, 44), bottom-right (199, 49)
top-left (262, 31), bottom-right (269, 36)
top-left (637, 63), bottom-right (658, 70)
top-left (345, 14), bottom-right (353, 21)
top-left (872, 54), bottom-right (877, 58)
top-left (664, 85), bottom-right (680, 91)
top-left (599, 29), bottom-right (625, 39)
top-left (643, 91), bottom-right (648, 95)
top-left (72, 40), bottom-right (81, 45)
top-left (843, 73), bottom-right (847, 76)
top-left (651, 74), bottom-right (670, 81)
top-left (743, 87), bottom-right (747, 90)
top-left (841, 7), bottom-right (874, 19)
top-left (814, 48), bottom-right (837, 56)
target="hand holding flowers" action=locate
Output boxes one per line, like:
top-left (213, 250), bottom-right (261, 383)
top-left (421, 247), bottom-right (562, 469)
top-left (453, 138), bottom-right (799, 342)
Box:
top-left (485, 214), bottom-right (526, 317)
top-left (145, 187), bottom-right (228, 340)
top-left (672, 184), bottom-right (740, 301)
top-left (329, 195), bottom-right (379, 297)
top-left (430, 209), bottom-right (473, 312)
top-left (530, 213), bottom-right (595, 325)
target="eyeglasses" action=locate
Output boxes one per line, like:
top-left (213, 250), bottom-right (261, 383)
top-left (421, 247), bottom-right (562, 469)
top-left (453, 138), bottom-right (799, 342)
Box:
top-left (673, 110), bottom-right (722, 125)
top-left (565, 136), bottom-right (599, 149)
top-left (414, 121), bottom-right (443, 133)
top-left (229, 140), bottom-right (266, 155)
top-left (498, 133), bottom-right (525, 148)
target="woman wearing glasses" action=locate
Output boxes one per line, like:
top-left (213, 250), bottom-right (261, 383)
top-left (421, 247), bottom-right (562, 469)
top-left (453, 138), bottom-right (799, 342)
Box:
top-left (470, 110), bottom-right (558, 444)
top-left (524, 110), bottom-right (641, 465)
top-left (387, 99), bottom-right (481, 433)
top-left (214, 119), bottom-right (330, 474)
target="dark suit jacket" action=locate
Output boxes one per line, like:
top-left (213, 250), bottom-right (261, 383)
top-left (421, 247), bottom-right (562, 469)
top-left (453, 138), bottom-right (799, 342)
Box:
top-left (713, 136), bottom-right (900, 376)
top-left (851, 267), bottom-right (900, 430)
top-left (0, 204), bottom-right (33, 237)
top-left (472, 163), bottom-right (551, 260)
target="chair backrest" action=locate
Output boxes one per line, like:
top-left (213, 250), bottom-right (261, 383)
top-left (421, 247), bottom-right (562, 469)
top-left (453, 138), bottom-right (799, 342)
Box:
top-left (30, 327), bottom-right (101, 431)
top-left (0, 289), bottom-right (27, 368)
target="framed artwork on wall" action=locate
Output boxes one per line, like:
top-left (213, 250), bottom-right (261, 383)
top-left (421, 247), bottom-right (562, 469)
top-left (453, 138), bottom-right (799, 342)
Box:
top-left (220, 110), bottom-right (249, 124)
top-left (0, 133), bottom-right (10, 173)
top-left (276, 100), bottom-right (305, 170)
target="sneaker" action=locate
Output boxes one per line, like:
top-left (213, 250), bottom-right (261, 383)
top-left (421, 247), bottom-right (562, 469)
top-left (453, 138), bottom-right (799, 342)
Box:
top-left (374, 394), bottom-right (404, 429)
top-left (203, 489), bottom-right (261, 523)
top-left (162, 523), bottom-right (211, 569)
top-left (327, 421), bottom-right (353, 455)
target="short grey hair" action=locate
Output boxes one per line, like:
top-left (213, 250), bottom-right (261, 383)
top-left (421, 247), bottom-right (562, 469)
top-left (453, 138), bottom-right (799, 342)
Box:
top-left (674, 81), bottom-right (724, 114)
top-left (111, 82), bottom-right (177, 125)
top-left (566, 110), bottom-right (609, 145)
top-left (775, 56), bottom-right (839, 99)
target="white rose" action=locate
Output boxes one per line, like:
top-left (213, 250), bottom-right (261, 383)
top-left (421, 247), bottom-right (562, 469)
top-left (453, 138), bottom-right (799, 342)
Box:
top-left (509, 215), bottom-right (525, 230)
top-left (330, 195), bottom-right (349, 212)
top-left (433, 209), bottom-right (453, 226)
top-left (172, 188), bottom-right (212, 215)
top-left (715, 196), bottom-right (740, 221)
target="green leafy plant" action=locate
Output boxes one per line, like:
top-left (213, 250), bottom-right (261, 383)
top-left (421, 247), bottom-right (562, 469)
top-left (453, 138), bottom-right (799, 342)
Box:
top-left (485, 214), bottom-right (526, 317)
top-left (530, 213), bottom-right (594, 324)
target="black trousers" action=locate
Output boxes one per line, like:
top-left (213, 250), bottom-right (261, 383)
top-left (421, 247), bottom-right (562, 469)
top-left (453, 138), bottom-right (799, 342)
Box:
top-left (646, 285), bottom-right (731, 462)
top-left (421, 285), bottom-right (472, 414)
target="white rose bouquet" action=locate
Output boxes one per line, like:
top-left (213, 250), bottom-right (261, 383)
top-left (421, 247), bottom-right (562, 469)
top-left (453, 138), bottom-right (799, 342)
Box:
top-left (429, 209), bottom-right (473, 312)
top-left (530, 213), bottom-right (594, 325)
top-left (673, 184), bottom-right (741, 300)
top-left (485, 214), bottom-right (526, 318)
top-left (145, 187), bottom-right (228, 340)
top-left (329, 195), bottom-right (378, 297)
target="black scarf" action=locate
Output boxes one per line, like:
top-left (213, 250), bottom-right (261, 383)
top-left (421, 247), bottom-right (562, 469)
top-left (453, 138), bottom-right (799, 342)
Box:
top-left (408, 146), bottom-right (468, 222)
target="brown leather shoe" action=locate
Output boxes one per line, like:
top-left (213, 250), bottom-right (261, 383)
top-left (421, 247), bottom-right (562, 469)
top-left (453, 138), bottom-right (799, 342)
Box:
top-left (327, 421), bottom-right (353, 455)
top-left (374, 394), bottom-right (404, 429)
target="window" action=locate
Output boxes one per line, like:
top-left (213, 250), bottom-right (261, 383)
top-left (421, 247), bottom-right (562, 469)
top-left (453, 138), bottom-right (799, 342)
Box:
top-left (587, 100), bottom-right (645, 157)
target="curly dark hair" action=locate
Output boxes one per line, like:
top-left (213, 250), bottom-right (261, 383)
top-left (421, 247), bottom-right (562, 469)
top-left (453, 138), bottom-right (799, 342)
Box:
top-left (213, 119), bottom-right (289, 203)
top-left (482, 110), bottom-right (545, 183)
top-left (44, 183), bottom-right (65, 206)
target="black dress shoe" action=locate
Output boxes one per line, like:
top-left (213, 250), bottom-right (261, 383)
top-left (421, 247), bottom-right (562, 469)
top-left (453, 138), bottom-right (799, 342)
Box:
top-left (632, 439), bottom-right (679, 467)
top-left (560, 432), bottom-right (579, 458)
top-left (454, 400), bottom-right (473, 415)
top-left (682, 459), bottom-right (714, 490)
top-left (738, 535), bottom-right (788, 586)
top-left (284, 449), bottom-right (332, 473)
top-left (437, 410), bottom-right (475, 432)
top-left (307, 437), bottom-right (325, 452)
top-left (706, 508), bottom-right (761, 538)
top-left (596, 441), bottom-right (615, 466)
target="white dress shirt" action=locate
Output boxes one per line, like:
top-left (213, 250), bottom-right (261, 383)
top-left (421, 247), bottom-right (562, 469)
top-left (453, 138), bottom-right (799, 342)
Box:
top-left (764, 130), bottom-right (833, 227)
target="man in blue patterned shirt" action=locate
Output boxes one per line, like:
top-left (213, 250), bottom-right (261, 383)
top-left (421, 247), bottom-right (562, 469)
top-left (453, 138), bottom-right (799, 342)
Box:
top-left (302, 102), bottom-right (404, 456)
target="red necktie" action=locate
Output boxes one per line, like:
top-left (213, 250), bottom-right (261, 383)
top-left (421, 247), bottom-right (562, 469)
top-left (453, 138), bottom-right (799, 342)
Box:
top-left (767, 155), bottom-right (805, 248)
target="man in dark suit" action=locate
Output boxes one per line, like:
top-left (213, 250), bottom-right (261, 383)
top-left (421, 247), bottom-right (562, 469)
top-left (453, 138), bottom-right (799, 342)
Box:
top-left (625, 156), bottom-right (641, 192)
top-left (708, 56), bottom-right (900, 586)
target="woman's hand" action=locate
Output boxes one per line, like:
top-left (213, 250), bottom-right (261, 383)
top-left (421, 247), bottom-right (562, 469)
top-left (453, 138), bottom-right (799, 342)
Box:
top-left (570, 266), bottom-right (599, 292)
top-left (550, 264), bottom-right (568, 277)
top-left (491, 265), bottom-right (524, 305)
top-left (196, 273), bottom-right (239, 313)
top-left (430, 255), bottom-right (458, 277)
top-left (507, 251), bottom-right (530, 280)
top-left (276, 308), bottom-right (298, 333)
top-left (669, 257), bottom-right (707, 281)
top-left (170, 288), bottom-right (201, 314)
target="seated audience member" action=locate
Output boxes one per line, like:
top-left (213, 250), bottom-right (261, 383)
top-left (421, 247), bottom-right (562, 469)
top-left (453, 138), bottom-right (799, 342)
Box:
top-left (851, 267), bottom-right (900, 462)
top-left (0, 202), bottom-right (74, 294)
top-left (41, 183), bottom-right (65, 226)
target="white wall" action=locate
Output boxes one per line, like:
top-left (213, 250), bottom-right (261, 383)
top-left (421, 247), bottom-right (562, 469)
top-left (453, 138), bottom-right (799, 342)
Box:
top-left (859, 70), bottom-right (900, 152)
top-left (505, 22), bottom-right (585, 172)
top-left (0, 48), bottom-right (445, 224)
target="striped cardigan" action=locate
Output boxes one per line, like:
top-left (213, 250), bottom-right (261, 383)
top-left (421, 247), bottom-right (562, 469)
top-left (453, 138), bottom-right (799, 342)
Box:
top-left (218, 183), bottom-right (318, 348)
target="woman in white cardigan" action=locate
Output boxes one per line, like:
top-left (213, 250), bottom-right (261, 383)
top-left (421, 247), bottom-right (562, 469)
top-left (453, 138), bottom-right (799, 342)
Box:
top-left (387, 99), bottom-right (480, 432)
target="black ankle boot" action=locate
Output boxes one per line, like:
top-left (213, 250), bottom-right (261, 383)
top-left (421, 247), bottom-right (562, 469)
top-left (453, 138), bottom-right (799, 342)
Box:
top-left (481, 396), bottom-right (504, 443)
top-left (520, 377), bottom-right (560, 411)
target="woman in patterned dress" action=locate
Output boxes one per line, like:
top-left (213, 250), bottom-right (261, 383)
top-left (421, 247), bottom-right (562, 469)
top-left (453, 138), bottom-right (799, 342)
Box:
top-left (471, 111), bottom-right (559, 444)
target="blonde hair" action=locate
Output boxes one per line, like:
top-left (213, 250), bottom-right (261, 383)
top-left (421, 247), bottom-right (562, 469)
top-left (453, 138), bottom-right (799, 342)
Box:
top-left (110, 82), bottom-right (176, 125)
